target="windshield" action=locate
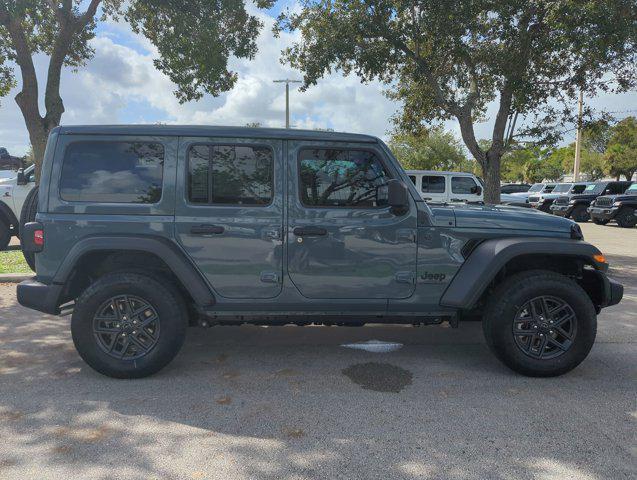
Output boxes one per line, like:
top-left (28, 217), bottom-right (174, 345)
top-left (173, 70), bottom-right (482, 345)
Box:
top-left (584, 183), bottom-right (605, 194)
top-left (553, 183), bottom-right (572, 193)
top-left (625, 184), bottom-right (637, 193)
top-left (528, 183), bottom-right (543, 192)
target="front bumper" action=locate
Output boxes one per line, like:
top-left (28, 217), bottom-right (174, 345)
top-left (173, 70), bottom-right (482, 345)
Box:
top-left (602, 275), bottom-right (624, 308)
top-left (17, 278), bottom-right (63, 315)
top-left (587, 206), bottom-right (618, 221)
top-left (550, 204), bottom-right (573, 217)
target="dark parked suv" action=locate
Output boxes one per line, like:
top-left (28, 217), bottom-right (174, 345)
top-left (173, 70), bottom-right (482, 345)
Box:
top-left (550, 181), bottom-right (633, 222)
top-left (588, 183), bottom-right (637, 228)
top-left (18, 126), bottom-right (623, 378)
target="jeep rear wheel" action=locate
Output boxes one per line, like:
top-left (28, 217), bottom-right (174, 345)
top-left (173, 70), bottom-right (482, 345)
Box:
top-left (571, 205), bottom-right (589, 222)
top-left (482, 270), bottom-right (596, 377)
top-left (72, 272), bottom-right (188, 378)
top-left (591, 216), bottom-right (609, 225)
top-left (615, 207), bottom-right (636, 228)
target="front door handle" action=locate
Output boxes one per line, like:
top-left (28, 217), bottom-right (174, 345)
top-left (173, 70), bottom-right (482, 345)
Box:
top-left (191, 224), bottom-right (224, 235)
top-left (293, 226), bottom-right (327, 237)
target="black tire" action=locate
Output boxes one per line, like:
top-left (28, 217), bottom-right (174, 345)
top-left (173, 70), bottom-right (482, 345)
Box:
top-left (482, 270), bottom-right (597, 377)
top-left (72, 272), bottom-right (188, 379)
top-left (0, 218), bottom-right (10, 251)
top-left (591, 216), bottom-right (609, 225)
top-left (570, 205), bottom-right (589, 222)
top-left (615, 207), bottom-right (637, 228)
top-left (19, 186), bottom-right (38, 271)
top-left (537, 204), bottom-right (551, 213)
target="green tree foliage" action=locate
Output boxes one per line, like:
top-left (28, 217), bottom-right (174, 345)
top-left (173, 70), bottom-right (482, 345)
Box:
top-left (388, 128), bottom-right (474, 172)
top-left (546, 143), bottom-right (605, 181)
top-left (0, 0), bottom-right (275, 180)
top-left (276, 0), bottom-right (637, 203)
top-left (604, 117), bottom-right (637, 181)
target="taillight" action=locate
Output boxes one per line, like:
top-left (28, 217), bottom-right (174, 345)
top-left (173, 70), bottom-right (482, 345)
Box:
top-left (34, 229), bottom-right (44, 247)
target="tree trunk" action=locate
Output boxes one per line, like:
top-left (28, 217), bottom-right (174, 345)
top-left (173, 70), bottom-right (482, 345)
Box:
top-left (481, 152), bottom-right (502, 204)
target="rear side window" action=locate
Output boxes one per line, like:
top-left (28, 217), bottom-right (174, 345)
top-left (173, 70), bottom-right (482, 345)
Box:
top-left (451, 176), bottom-right (478, 194)
top-left (60, 141), bottom-right (164, 203)
top-left (188, 144), bottom-right (273, 205)
top-left (299, 148), bottom-right (390, 207)
top-left (421, 175), bottom-right (445, 193)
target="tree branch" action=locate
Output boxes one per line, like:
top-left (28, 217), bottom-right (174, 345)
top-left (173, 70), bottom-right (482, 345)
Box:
top-left (79, 0), bottom-right (102, 26)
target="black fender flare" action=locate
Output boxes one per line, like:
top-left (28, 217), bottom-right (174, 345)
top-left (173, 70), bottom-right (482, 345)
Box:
top-left (440, 237), bottom-right (605, 309)
top-left (53, 235), bottom-right (215, 307)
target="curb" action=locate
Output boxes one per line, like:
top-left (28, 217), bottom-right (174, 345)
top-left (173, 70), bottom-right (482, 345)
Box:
top-left (0, 273), bottom-right (33, 283)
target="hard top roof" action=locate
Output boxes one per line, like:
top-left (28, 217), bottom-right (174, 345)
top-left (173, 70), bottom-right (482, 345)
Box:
top-left (55, 125), bottom-right (380, 143)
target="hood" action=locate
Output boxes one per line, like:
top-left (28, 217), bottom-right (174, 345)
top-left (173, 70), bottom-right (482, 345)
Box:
top-left (596, 193), bottom-right (636, 203)
top-left (568, 193), bottom-right (597, 201)
top-left (449, 202), bottom-right (575, 233)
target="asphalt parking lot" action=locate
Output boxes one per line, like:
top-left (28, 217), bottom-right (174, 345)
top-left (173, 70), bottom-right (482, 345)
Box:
top-left (0, 223), bottom-right (635, 480)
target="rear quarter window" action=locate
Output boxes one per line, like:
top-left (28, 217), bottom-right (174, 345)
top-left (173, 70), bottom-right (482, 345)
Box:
top-left (60, 141), bottom-right (164, 203)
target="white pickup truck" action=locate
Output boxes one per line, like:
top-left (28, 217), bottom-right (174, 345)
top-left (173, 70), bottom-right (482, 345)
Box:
top-left (0, 165), bottom-right (36, 250)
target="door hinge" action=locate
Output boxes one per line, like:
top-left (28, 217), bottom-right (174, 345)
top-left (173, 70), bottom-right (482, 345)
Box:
top-left (395, 271), bottom-right (415, 284)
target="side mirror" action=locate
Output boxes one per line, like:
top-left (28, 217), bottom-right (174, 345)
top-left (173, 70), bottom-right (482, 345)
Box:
top-left (471, 185), bottom-right (482, 195)
top-left (387, 179), bottom-right (409, 215)
top-left (16, 169), bottom-right (27, 185)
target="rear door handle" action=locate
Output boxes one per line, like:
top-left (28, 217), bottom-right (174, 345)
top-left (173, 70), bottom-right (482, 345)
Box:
top-left (293, 226), bottom-right (327, 237)
top-left (190, 224), bottom-right (224, 235)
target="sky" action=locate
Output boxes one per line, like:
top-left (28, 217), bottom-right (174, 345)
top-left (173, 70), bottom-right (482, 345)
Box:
top-left (0, 2), bottom-right (636, 157)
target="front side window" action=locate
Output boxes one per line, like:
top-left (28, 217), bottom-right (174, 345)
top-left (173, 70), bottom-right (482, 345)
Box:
top-left (188, 144), bottom-right (273, 205)
top-left (299, 148), bottom-right (390, 207)
top-left (408, 175), bottom-right (417, 185)
top-left (571, 184), bottom-right (587, 194)
top-left (609, 183), bottom-right (629, 194)
top-left (451, 176), bottom-right (478, 194)
top-left (60, 141), bottom-right (164, 203)
top-left (421, 175), bottom-right (445, 193)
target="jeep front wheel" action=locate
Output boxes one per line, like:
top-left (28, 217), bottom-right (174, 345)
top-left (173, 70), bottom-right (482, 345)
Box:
top-left (571, 205), bottom-right (589, 222)
top-left (615, 207), bottom-right (636, 228)
top-left (0, 219), bottom-right (10, 251)
top-left (482, 270), bottom-right (596, 377)
top-left (72, 272), bottom-right (188, 378)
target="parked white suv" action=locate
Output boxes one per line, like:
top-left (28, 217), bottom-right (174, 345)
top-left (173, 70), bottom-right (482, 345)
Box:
top-left (0, 165), bottom-right (36, 250)
top-left (405, 170), bottom-right (483, 203)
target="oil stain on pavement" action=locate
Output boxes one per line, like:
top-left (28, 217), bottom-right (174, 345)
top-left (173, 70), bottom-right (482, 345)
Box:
top-left (342, 362), bottom-right (413, 393)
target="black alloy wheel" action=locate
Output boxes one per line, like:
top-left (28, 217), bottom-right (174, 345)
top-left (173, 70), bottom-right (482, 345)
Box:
top-left (93, 295), bottom-right (160, 360)
top-left (512, 296), bottom-right (576, 360)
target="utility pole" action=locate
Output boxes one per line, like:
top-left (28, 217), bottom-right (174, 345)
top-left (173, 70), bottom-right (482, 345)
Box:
top-left (573, 90), bottom-right (583, 182)
top-left (273, 79), bottom-right (302, 128)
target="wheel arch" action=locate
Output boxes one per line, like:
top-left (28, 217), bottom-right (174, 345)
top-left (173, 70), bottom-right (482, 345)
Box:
top-left (54, 236), bottom-right (215, 309)
top-left (440, 237), bottom-right (607, 310)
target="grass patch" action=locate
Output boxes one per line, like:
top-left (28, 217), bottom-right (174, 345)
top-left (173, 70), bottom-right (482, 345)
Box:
top-left (0, 249), bottom-right (31, 274)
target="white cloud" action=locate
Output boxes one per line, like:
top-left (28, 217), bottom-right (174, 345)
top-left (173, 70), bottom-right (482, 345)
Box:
top-left (0, 5), bottom-right (635, 158)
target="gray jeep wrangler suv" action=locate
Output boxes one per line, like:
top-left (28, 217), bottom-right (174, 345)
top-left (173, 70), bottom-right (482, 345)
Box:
top-left (18, 126), bottom-right (623, 378)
